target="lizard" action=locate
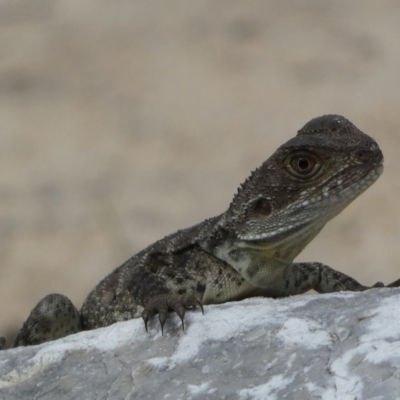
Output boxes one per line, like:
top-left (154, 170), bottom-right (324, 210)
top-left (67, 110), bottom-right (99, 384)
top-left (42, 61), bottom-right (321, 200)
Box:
top-left (0, 114), bottom-right (395, 350)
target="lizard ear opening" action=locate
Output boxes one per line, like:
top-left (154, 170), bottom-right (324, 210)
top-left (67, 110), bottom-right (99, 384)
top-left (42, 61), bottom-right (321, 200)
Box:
top-left (252, 197), bottom-right (272, 216)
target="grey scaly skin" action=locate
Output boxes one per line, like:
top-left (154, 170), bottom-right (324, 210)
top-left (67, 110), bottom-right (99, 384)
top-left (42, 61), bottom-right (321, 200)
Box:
top-left (1, 114), bottom-right (394, 350)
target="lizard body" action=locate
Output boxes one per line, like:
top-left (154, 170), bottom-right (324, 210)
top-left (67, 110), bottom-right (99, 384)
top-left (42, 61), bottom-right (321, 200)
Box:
top-left (2, 114), bottom-right (393, 349)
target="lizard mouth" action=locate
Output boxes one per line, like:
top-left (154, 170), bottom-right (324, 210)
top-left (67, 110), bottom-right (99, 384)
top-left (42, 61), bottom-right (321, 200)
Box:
top-left (329, 163), bottom-right (383, 203)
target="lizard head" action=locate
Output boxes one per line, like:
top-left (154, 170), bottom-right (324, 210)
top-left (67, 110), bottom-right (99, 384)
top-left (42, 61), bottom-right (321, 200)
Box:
top-left (223, 115), bottom-right (383, 257)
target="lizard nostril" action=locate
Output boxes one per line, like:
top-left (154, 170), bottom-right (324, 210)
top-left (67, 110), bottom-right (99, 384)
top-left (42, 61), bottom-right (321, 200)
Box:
top-left (355, 150), bottom-right (371, 162)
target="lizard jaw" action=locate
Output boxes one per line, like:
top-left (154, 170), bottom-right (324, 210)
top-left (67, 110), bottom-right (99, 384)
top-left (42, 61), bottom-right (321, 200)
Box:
top-left (237, 163), bottom-right (383, 245)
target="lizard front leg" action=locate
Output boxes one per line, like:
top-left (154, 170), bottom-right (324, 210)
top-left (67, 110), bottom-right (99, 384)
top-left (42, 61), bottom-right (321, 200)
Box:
top-left (277, 262), bottom-right (384, 297)
top-left (81, 256), bottom-right (207, 334)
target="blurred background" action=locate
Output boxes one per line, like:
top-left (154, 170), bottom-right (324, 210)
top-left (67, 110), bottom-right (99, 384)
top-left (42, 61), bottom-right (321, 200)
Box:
top-left (1, 0), bottom-right (400, 345)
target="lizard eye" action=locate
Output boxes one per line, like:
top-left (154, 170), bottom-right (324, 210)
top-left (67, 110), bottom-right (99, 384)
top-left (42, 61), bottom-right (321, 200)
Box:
top-left (286, 152), bottom-right (320, 179)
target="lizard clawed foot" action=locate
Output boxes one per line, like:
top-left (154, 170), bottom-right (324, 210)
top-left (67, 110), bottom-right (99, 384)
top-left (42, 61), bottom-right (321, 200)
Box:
top-left (141, 293), bottom-right (204, 334)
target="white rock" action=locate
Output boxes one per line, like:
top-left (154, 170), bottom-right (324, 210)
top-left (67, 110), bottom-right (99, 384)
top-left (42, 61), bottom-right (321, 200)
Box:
top-left (1, 289), bottom-right (400, 400)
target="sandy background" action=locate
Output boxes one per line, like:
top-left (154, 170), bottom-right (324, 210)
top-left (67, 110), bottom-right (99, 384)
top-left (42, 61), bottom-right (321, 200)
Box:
top-left (1, 0), bottom-right (400, 344)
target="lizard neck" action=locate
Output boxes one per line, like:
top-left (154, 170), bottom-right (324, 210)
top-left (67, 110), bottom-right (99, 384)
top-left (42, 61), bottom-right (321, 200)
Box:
top-left (203, 216), bottom-right (327, 288)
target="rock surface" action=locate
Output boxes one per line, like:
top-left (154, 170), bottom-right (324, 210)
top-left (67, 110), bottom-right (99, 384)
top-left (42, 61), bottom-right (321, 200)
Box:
top-left (1, 289), bottom-right (400, 400)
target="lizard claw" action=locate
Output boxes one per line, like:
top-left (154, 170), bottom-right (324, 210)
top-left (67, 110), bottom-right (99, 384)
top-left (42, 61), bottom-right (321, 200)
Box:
top-left (194, 298), bottom-right (204, 315)
top-left (141, 293), bottom-right (204, 333)
top-left (142, 309), bottom-right (156, 333)
top-left (158, 302), bottom-right (168, 335)
top-left (171, 303), bottom-right (185, 331)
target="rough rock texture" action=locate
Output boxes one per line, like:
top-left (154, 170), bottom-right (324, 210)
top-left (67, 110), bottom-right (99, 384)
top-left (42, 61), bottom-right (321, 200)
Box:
top-left (1, 290), bottom-right (400, 400)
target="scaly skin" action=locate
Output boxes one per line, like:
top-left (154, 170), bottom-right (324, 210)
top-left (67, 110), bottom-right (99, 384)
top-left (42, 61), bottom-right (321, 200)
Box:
top-left (1, 114), bottom-right (393, 349)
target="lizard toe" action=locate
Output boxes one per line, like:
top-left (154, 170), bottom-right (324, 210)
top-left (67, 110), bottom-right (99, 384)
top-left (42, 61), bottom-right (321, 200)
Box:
top-left (180, 293), bottom-right (204, 314)
top-left (168, 300), bottom-right (185, 330)
top-left (158, 303), bottom-right (169, 335)
top-left (141, 296), bottom-right (169, 333)
top-left (141, 308), bottom-right (156, 333)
